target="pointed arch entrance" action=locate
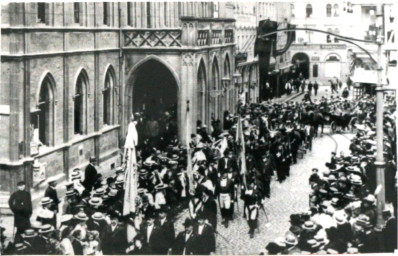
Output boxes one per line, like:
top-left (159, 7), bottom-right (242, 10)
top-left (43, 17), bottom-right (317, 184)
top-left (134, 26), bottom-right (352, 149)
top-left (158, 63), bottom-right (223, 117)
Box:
top-left (126, 57), bottom-right (179, 144)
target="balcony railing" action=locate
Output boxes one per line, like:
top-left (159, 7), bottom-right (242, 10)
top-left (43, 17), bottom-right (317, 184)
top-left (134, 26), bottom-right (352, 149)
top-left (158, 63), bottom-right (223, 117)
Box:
top-left (123, 17), bottom-right (235, 48)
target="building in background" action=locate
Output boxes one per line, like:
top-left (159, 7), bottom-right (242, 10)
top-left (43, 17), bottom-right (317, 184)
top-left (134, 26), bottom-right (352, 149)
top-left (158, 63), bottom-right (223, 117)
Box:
top-left (285, 0), bottom-right (395, 89)
top-left (234, 1), bottom-right (292, 103)
top-left (0, 2), bottom-right (236, 209)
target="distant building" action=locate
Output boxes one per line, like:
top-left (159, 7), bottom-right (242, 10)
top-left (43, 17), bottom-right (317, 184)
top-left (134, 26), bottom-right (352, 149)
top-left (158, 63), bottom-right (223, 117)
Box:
top-left (233, 1), bottom-right (292, 103)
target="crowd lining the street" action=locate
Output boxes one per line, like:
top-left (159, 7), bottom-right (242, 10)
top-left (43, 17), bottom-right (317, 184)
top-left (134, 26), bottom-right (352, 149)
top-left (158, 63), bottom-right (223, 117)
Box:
top-left (1, 80), bottom-right (396, 255)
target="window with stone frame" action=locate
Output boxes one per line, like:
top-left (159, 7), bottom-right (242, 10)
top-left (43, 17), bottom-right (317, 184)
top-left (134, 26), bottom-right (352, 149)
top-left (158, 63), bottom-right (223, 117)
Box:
top-left (103, 2), bottom-right (110, 25)
top-left (146, 2), bottom-right (151, 28)
top-left (327, 28), bottom-right (333, 43)
top-left (36, 74), bottom-right (55, 147)
top-left (74, 2), bottom-right (80, 23)
top-left (103, 68), bottom-right (115, 126)
top-left (334, 28), bottom-right (340, 42)
top-left (37, 3), bottom-right (47, 24)
top-left (333, 4), bottom-right (339, 17)
top-left (127, 2), bottom-right (132, 26)
top-left (306, 4), bottom-right (313, 18)
top-left (74, 71), bottom-right (89, 135)
top-left (326, 4), bottom-right (332, 17)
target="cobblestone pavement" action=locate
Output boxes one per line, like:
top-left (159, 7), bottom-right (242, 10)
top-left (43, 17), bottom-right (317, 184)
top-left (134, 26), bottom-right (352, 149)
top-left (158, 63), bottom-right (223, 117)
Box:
top-left (170, 129), bottom-right (354, 255)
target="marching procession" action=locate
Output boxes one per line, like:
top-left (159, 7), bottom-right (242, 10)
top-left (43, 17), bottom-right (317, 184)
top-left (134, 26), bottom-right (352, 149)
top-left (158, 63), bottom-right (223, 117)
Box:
top-left (1, 82), bottom-right (396, 255)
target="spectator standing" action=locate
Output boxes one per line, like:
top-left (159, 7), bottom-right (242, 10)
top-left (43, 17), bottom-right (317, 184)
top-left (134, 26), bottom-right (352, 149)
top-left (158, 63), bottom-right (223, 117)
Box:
top-left (8, 181), bottom-right (32, 242)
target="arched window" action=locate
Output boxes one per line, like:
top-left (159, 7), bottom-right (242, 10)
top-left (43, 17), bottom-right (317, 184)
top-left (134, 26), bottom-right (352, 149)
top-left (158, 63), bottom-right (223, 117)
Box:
top-left (211, 58), bottom-right (220, 120)
top-left (333, 4), bottom-right (339, 17)
top-left (103, 67), bottom-right (115, 125)
top-left (197, 60), bottom-right (207, 124)
top-left (334, 28), bottom-right (340, 42)
top-left (306, 4), bottom-right (312, 18)
top-left (36, 74), bottom-right (55, 146)
top-left (224, 55), bottom-right (231, 79)
top-left (326, 4), bottom-right (332, 17)
top-left (74, 70), bottom-right (88, 135)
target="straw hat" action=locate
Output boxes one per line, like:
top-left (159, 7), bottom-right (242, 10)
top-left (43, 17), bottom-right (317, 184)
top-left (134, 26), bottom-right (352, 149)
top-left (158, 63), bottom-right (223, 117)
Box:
top-left (40, 197), bottom-right (53, 206)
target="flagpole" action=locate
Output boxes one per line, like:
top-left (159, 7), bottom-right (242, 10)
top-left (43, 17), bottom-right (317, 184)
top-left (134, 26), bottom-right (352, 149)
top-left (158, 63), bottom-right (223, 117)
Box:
top-left (186, 100), bottom-right (195, 194)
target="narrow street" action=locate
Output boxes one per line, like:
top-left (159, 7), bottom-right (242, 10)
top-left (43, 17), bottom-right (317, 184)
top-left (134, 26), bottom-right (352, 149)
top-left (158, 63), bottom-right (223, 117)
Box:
top-left (170, 89), bottom-right (355, 255)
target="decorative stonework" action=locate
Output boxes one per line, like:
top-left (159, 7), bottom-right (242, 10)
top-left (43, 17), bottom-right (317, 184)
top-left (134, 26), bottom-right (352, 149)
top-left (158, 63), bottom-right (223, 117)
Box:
top-left (124, 30), bottom-right (182, 48)
top-left (182, 53), bottom-right (194, 66)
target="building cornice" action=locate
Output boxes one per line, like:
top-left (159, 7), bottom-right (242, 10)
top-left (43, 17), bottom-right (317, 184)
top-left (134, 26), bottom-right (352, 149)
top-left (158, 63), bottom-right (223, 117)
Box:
top-left (1, 43), bottom-right (236, 61)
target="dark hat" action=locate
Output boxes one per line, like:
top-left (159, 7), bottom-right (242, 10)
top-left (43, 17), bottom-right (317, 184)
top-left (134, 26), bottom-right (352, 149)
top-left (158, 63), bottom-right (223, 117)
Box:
top-left (17, 181), bottom-right (26, 186)
top-left (183, 218), bottom-right (194, 227)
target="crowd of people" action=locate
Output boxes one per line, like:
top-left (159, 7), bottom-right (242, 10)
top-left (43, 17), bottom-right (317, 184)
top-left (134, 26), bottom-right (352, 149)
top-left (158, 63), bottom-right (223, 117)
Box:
top-left (1, 86), bottom-right (396, 255)
top-left (264, 95), bottom-right (397, 254)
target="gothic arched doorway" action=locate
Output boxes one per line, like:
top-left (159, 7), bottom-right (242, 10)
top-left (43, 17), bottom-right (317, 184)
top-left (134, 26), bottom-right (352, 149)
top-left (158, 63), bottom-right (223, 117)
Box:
top-left (127, 58), bottom-right (179, 145)
top-left (292, 52), bottom-right (310, 79)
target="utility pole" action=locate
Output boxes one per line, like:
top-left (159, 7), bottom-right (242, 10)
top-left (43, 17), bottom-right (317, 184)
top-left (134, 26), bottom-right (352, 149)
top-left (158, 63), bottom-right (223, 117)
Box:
top-left (374, 2), bottom-right (385, 228)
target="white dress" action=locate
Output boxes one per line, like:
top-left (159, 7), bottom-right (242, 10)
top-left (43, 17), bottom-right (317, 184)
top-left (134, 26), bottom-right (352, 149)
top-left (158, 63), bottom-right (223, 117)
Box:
top-left (124, 121), bottom-right (138, 149)
top-left (60, 238), bottom-right (74, 255)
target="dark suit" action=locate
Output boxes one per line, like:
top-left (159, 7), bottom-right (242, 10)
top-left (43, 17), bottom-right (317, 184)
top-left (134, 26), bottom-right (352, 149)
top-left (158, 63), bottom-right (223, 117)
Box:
top-left (101, 224), bottom-right (128, 255)
top-left (194, 224), bottom-right (216, 255)
top-left (8, 190), bottom-right (32, 240)
top-left (140, 223), bottom-right (162, 254)
top-left (172, 231), bottom-right (199, 255)
top-left (201, 198), bottom-right (218, 230)
top-left (218, 157), bottom-right (237, 174)
top-left (156, 218), bottom-right (175, 254)
top-left (83, 163), bottom-right (98, 192)
top-left (383, 217), bottom-right (397, 252)
top-left (44, 186), bottom-right (60, 211)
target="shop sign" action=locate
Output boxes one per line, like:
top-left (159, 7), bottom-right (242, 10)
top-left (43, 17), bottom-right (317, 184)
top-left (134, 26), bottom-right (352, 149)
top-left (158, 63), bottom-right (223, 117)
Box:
top-left (311, 56), bottom-right (320, 61)
top-left (291, 44), bottom-right (346, 50)
top-left (320, 44), bottom-right (346, 50)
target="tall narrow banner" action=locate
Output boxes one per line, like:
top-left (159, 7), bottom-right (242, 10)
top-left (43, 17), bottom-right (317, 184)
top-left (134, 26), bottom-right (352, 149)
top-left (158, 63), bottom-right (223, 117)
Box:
top-left (123, 147), bottom-right (137, 216)
top-left (236, 116), bottom-right (247, 187)
top-left (186, 110), bottom-right (195, 192)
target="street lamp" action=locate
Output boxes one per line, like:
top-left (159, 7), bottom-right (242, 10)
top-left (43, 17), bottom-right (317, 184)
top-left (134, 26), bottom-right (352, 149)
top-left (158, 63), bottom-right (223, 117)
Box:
top-left (374, 3), bottom-right (386, 228)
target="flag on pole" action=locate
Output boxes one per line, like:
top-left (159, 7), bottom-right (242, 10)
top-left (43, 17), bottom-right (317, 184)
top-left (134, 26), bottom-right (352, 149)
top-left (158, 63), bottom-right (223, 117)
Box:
top-left (236, 116), bottom-right (247, 187)
top-left (123, 120), bottom-right (138, 216)
top-left (186, 108), bottom-right (195, 192)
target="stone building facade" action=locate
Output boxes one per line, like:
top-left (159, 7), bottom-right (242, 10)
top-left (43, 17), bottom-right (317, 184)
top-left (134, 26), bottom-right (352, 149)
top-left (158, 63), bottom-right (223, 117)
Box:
top-left (233, 1), bottom-right (292, 103)
top-left (0, 2), bottom-right (236, 202)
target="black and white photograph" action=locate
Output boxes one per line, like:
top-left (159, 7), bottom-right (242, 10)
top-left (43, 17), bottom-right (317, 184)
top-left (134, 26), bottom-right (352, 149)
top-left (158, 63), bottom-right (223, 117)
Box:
top-left (0, 0), bottom-right (397, 255)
